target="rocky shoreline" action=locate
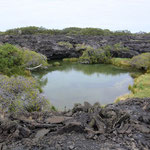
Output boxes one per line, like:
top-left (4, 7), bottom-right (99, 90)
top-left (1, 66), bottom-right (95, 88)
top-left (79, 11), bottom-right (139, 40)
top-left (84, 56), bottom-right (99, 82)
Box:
top-left (0, 98), bottom-right (150, 150)
top-left (0, 35), bottom-right (150, 60)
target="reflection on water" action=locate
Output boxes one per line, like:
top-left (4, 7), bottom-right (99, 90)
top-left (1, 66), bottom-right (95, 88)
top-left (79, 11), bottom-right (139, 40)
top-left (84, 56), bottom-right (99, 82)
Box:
top-left (33, 62), bottom-right (138, 110)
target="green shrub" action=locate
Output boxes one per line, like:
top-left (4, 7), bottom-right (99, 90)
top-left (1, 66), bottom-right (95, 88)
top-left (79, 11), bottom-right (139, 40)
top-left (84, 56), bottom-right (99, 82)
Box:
top-left (79, 47), bottom-right (112, 64)
top-left (62, 58), bottom-right (70, 62)
top-left (53, 62), bottom-right (60, 66)
top-left (113, 43), bottom-right (129, 51)
top-left (115, 73), bottom-right (150, 102)
top-left (111, 58), bottom-right (131, 68)
top-left (51, 105), bottom-right (57, 111)
top-left (2, 26), bottom-right (133, 36)
top-left (63, 58), bottom-right (78, 62)
top-left (69, 58), bottom-right (78, 62)
top-left (23, 49), bottom-right (48, 68)
top-left (130, 53), bottom-right (150, 70)
top-left (0, 44), bottom-right (48, 75)
top-left (78, 28), bottom-right (107, 35)
top-left (61, 27), bottom-right (82, 35)
top-left (75, 44), bottom-right (91, 51)
top-left (129, 72), bottom-right (143, 78)
top-left (5, 26), bottom-right (53, 35)
top-left (0, 44), bottom-right (25, 75)
top-left (0, 75), bottom-right (50, 113)
top-left (113, 30), bottom-right (131, 36)
top-left (57, 41), bottom-right (73, 49)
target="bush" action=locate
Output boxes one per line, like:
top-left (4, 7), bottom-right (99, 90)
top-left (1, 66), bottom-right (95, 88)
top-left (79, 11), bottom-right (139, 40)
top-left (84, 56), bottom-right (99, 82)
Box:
top-left (75, 44), bottom-right (91, 51)
top-left (63, 58), bottom-right (78, 62)
top-left (0, 44), bottom-right (48, 75)
top-left (79, 47), bottom-right (112, 64)
top-left (57, 41), bottom-right (73, 49)
top-left (53, 62), bottom-right (60, 66)
top-left (113, 43), bottom-right (129, 51)
top-left (0, 75), bottom-right (50, 112)
top-left (78, 28), bottom-right (108, 36)
top-left (0, 44), bottom-right (25, 75)
top-left (5, 26), bottom-right (51, 35)
top-left (115, 73), bottom-right (150, 102)
top-left (111, 58), bottom-right (131, 68)
top-left (61, 27), bottom-right (82, 35)
top-left (2, 26), bottom-right (133, 36)
top-left (23, 49), bottom-right (48, 68)
top-left (62, 58), bottom-right (70, 62)
top-left (130, 53), bottom-right (150, 70)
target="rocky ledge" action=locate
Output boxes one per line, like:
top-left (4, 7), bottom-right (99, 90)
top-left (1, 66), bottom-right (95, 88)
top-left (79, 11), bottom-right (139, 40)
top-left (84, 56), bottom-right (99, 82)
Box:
top-left (0, 98), bottom-right (150, 150)
top-left (0, 35), bottom-right (150, 60)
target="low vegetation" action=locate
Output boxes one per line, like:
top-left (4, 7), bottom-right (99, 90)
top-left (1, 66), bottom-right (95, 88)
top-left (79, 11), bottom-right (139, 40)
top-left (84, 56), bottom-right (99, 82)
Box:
top-left (53, 62), bottom-right (61, 66)
top-left (113, 43), bottom-right (129, 51)
top-left (63, 58), bottom-right (79, 62)
top-left (0, 75), bottom-right (51, 113)
top-left (0, 43), bottom-right (53, 113)
top-left (0, 44), bottom-right (25, 76)
top-left (4, 26), bottom-right (54, 35)
top-left (115, 73), bottom-right (150, 102)
top-left (0, 44), bottom-right (48, 75)
top-left (57, 41), bottom-right (73, 49)
top-left (78, 43), bottom-right (130, 64)
top-left (79, 45), bottom-right (113, 64)
top-left (0, 26), bottom-right (133, 36)
top-left (23, 49), bottom-right (48, 69)
top-left (111, 58), bottom-right (131, 68)
top-left (75, 44), bottom-right (90, 51)
top-left (112, 52), bottom-right (150, 71)
top-left (130, 53), bottom-right (150, 70)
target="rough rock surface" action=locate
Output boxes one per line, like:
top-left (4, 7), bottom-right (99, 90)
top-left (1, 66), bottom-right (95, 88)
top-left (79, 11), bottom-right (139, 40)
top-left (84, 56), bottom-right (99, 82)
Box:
top-left (0, 98), bottom-right (150, 150)
top-left (0, 35), bottom-right (150, 60)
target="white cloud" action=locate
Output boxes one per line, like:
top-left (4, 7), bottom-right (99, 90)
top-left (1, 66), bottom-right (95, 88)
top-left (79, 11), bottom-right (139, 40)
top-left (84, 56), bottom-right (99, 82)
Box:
top-left (0, 0), bottom-right (150, 32)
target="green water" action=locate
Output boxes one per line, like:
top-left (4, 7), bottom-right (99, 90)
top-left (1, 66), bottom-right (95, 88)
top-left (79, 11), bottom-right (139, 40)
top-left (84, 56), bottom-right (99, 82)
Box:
top-left (33, 62), bottom-right (137, 110)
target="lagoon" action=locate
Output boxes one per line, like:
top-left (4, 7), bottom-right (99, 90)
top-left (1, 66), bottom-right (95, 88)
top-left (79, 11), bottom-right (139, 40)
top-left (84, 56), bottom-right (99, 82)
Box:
top-left (33, 62), bottom-right (135, 110)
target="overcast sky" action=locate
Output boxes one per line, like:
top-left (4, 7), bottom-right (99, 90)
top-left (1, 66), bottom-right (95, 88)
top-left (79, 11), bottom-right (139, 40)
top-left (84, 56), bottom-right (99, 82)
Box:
top-left (0, 0), bottom-right (150, 32)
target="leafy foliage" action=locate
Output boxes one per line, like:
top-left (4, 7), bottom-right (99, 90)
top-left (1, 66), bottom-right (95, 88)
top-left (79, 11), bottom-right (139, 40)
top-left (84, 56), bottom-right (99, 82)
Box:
top-left (57, 41), bottom-right (73, 49)
top-left (75, 44), bottom-right (91, 51)
top-left (1, 26), bottom-right (133, 36)
top-left (79, 47), bottom-right (112, 64)
top-left (5, 26), bottom-right (54, 35)
top-left (111, 53), bottom-right (150, 71)
top-left (63, 58), bottom-right (79, 62)
top-left (0, 44), bottom-right (48, 75)
top-left (130, 53), bottom-right (150, 70)
top-left (111, 58), bottom-right (131, 68)
top-left (23, 49), bottom-right (48, 68)
top-left (115, 73), bottom-right (150, 102)
top-left (113, 43), bottom-right (129, 51)
top-left (0, 75), bottom-right (50, 112)
top-left (0, 44), bottom-right (25, 75)
top-left (53, 62), bottom-right (61, 66)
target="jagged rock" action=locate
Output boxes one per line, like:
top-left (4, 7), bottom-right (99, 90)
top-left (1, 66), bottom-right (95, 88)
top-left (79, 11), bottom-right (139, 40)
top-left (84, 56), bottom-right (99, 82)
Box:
top-left (72, 103), bottom-right (84, 113)
top-left (0, 98), bottom-right (150, 149)
top-left (33, 129), bottom-right (50, 142)
top-left (19, 127), bottom-right (31, 138)
top-left (45, 116), bottom-right (72, 124)
top-left (58, 121), bottom-right (85, 134)
top-left (0, 35), bottom-right (150, 60)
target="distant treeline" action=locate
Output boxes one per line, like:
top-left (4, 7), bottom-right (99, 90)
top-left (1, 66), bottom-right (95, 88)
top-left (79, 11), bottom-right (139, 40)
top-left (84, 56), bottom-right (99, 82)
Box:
top-left (0, 26), bottom-right (149, 36)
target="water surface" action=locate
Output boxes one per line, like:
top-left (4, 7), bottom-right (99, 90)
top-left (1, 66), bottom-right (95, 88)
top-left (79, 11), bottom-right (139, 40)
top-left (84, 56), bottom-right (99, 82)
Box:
top-left (33, 62), bottom-right (135, 110)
